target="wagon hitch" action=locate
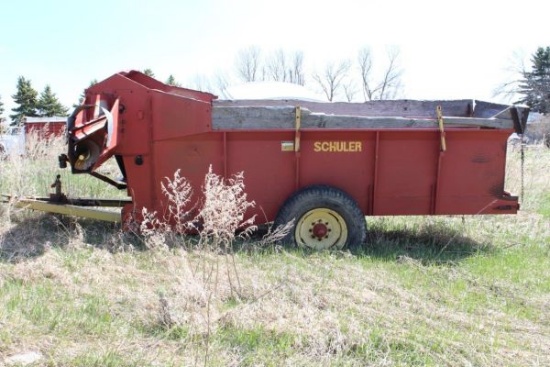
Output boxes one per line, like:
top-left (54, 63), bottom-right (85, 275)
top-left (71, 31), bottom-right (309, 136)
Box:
top-left (1, 175), bottom-right (131, 222)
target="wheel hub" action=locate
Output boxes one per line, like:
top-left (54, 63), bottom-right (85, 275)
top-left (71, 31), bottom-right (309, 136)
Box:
top-left (311, 221), bottom-right (329, 239)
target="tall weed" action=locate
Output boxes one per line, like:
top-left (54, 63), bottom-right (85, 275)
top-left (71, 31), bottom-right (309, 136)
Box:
top-left (138, 165), bottom-right (289, 366)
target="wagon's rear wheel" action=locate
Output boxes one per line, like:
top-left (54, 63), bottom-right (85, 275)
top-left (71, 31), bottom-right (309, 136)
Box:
top-left (274, 185), bottom-right (366, 250)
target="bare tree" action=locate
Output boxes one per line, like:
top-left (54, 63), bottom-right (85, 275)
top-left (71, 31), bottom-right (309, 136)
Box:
top-left (312, 60), bottom-right (351, 101)
top-left (289, 51), bottom-right (305, 86)
top-left (266, 49), bottom-right (288, 82)
top-left (493, 50), bottom-right (528, 102)
top-left (189, 74), bottom-right (215, 93)
top-left (343, 80), bottom-right (358, 102)
top-left (188, 71), bottom-right (232, 98)
top-left (358, 47), bottom-right (374, 100)
top-left (213, 72), bottom-right (232, 98)
top-left (358, 46), bottom-right (403, 100)
top-left (264, 49), bottom-right (306, 86)
top-left (235, 46), bottom-right (263, 82)
top-left (378, 47), bottom-right (403, 99)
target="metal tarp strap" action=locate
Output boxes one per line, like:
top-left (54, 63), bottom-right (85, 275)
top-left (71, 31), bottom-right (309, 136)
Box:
top-left (294, 106), bottom-right (302, 189)
top-left (436, 105), bottom-right (447, 152)
top-left (294, 106), bottom-right (301, 152)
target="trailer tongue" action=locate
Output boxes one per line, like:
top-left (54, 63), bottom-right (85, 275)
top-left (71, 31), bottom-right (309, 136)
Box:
top-left (11, 70), bottom-right (529, 250)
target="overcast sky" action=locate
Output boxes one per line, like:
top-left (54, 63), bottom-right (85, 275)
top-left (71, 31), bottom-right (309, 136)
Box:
top-left (1, 0), bottom-right (549, 120)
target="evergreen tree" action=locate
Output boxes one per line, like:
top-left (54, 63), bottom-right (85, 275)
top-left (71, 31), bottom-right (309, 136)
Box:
top-left (166, 74), bottom-right (181, 87)
top-left (75, 79), bottom-right (98, 107)
top-left (0, 94), bottom-right (4, 124)
top-left (143, 68), bottom-right (155, 77)
top-left (37, 85), bottom-right (68, 117)
top-left (10, 76), bottom-right (38, 126)
top-left (517, 47), bottom-right (550, 113)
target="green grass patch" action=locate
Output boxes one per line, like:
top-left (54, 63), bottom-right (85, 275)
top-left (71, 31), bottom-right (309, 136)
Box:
top-left (538, 193), bottom-right (550, 218)
top-left (60, 350), bottom-right (148, 367)
top-left (218, 325), bottom-right (296, 365)
top-left (1, 277), bottom-right (116, 337)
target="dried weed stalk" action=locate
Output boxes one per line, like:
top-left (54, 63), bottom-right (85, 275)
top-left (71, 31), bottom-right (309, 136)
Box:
top-left (193, 166), bottom-right (257, 365)
top-left (160, 169), bottom-right (194, 234)
top-left (141, 166), bottom-right (263, 366)
top-left (139, 169), bottom-right (195, 250)
top-left (196, 166), bottom-right (256, 249)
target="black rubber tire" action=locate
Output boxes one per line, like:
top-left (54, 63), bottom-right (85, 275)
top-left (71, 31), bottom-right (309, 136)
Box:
top-left (273, 185), bottom-right (367, 250)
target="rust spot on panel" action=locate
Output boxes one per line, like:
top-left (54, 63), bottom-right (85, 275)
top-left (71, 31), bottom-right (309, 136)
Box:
top-left (471, 154), bottom-right (490, 164)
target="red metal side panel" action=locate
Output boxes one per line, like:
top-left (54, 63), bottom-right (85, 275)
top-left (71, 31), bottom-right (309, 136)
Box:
top-left (120, 127), bottom-right (516, 224)
top-left (298, 131), bottom-right (375, 214)
top-left (25, 122), bottom-right (65, 138)
top-left (436, 129), bottom-right (512, 214)
top-left (86, 74), bottom-right (152, 156)
top-left (148, 133), bottom-right (224, 220)
top-left (151, 91), bottom-right (212, 141)
top-left (121, 153), bottom-right (154, 218)
top-left (374, 130), bottom-right (439, 215)
top-left (47, 122), bottom-right (65, 136)
top-left (225, 131), bottom-right (295, 221)
top-left (114, 82), bottom-right (156, 213)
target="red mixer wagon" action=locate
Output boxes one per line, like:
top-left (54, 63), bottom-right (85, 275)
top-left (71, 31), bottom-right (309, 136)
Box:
top-left (8, 71), bottom-right (529, 250)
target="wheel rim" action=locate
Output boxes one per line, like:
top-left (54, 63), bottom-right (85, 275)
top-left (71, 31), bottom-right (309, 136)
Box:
top-left (295, 208), bottom-right (348, 250)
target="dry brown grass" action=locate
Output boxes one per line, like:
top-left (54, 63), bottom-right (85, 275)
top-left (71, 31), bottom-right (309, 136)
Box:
top-left (525, 115), bottom-right (550, 146)
top-left (1, 238), bottom-right (548, 366)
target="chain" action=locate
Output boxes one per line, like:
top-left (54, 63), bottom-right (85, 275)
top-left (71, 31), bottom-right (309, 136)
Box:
top-left (515, 106), bottom-right (526, 205)
top-left (520, 134), bottom-right (525, 202)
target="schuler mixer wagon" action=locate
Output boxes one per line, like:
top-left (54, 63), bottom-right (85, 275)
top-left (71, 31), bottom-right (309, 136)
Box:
top-left (10, 71), bottom-right (529, 250)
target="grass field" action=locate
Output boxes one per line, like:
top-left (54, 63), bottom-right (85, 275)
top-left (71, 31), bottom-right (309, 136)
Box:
top-left (0, 138), bottom-right (549, 366)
